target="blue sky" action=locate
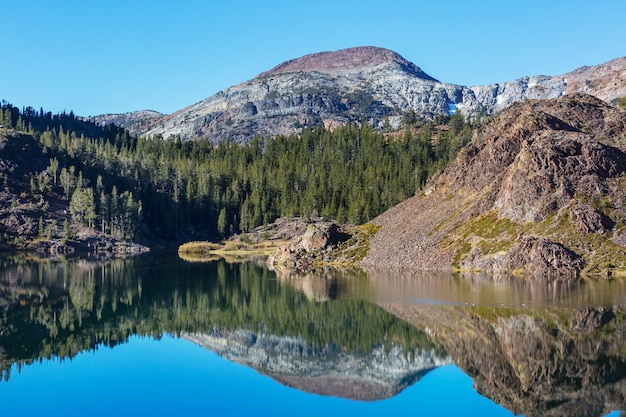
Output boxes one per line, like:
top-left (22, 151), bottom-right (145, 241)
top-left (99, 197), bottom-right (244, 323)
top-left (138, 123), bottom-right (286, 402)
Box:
top-left (1, 0), bottom-right (624, 116)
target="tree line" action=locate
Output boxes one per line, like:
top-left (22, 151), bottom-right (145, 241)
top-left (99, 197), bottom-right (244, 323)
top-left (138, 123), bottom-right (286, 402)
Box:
top-left (2, 101), bottom-right (473, 241)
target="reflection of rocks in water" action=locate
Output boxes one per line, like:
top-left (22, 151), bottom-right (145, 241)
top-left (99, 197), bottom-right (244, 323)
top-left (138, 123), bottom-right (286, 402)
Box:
top-left (183, 329), bottom-right (452, 401)
top-left (272, 268), bottom-right (333, 302)
top-left (272, 268), bottom-right (365, 302)
top-left (380, 302), bottom-right (626, 417)
top-left (366, 268), bottom-right (626, 308)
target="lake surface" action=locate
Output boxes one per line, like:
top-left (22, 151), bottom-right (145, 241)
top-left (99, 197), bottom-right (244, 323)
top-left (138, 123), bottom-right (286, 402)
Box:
top-left (0, 253), bottom-right (624, 417)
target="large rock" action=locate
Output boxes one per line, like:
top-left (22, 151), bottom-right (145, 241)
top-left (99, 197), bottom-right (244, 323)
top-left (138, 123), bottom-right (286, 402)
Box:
top-left (507, 235), bottom-right (584, 277)
top-left (569, 203), bottom-right (613, 235)
top-left (267, 221), bottom-right (350, 271)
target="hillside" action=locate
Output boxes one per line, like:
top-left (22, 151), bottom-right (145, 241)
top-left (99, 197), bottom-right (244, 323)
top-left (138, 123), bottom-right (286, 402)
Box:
top-left (0, 128), bottom-right (148, 256)
top-left (362, 93), bottom-right (626, 277)
top-left (98, 47), bottom-right (626, 144)
top-left (0, 130), bottom-right (53, 249)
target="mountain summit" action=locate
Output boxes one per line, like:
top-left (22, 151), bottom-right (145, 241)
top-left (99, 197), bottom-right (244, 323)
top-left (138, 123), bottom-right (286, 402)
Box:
top-left (99, 47), bottom-right (626, 143)
top-left (257, 46), bottom-right (437, 81)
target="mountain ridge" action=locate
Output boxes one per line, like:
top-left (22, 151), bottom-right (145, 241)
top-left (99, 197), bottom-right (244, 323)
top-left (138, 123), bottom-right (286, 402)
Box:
top-left (94, 47), bottom-right (626, 144)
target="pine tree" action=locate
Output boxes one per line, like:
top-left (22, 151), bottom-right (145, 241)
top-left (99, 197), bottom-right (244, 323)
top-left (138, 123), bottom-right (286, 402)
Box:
top-left (69, 186), bottom-right (96, 228)
top-left (217, 207), bottom-right (228, 238)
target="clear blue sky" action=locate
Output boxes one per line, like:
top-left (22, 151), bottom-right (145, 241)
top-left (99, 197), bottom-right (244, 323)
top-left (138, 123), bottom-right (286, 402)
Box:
top-left (1, 0), bottom-right (624, 117)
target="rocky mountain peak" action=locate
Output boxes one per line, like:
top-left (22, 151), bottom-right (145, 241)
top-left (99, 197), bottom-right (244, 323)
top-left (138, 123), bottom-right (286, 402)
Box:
top-left (257, 46), bottom-right (437, 81)
top-left (99, 48), bottom-right (626, 144)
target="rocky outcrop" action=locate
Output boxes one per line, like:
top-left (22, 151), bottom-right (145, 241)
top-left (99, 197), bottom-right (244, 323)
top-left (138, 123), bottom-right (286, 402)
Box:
top-left (183, 329), bottom-right (452, 401)
top-left (506, 236), bottom-right (584, 277)
top-left (363, 93), bottom-right (626, 277)
top-left (103, 47), bottom-right (626, 144)
top-left (266, 221), bottom-right (350, 270)
top-left (568, 203), bottom-right (613, 235)
top-left (88, 110), bottom-right (163, 136)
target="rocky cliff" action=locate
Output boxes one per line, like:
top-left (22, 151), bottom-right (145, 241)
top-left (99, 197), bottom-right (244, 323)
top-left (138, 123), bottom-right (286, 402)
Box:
top-left (183, 328), bottom-right (451, 401)
top-left (99, 47), bottom-right (626, 144)
top-left (362, 93), bottom-right (626, 277)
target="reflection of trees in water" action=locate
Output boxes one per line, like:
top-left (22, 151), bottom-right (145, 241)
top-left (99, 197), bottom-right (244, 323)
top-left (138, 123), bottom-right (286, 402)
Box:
top-left (0, 255), bottom-right (436, 381)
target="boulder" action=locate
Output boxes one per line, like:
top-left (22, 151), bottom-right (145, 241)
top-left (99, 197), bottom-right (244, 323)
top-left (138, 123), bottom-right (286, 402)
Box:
top-left (267, 221), bottom-right (350, 271)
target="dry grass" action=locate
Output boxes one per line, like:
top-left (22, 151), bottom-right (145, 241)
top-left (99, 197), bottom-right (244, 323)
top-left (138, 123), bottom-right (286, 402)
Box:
top-left (178, 240), bottom-right (284, 262)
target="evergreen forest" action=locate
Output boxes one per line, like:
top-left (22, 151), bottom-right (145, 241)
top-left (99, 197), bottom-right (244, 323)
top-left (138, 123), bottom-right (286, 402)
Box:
top-left (0, 101), bottom-right (473, 243)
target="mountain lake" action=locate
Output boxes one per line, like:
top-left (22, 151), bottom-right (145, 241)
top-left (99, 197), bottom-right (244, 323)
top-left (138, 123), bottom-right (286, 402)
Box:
top-left (0, 252), bottom-right (624, 417)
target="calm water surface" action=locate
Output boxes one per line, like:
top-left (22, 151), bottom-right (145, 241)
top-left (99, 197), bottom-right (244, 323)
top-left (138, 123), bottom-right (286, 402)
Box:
top-left (0, 253), bottom-right (624, 417)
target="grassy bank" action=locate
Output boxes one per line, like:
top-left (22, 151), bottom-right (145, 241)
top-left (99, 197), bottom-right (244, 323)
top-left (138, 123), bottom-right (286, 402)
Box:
top-left (178, 240), bottom-right (283, 263)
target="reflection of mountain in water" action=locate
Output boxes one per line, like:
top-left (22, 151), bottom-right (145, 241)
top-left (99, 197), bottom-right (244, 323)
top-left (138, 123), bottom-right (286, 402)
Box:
top-left (3, 255), bottom-right (626, 413)
top-left (363, 270), bottom-right (626, 415)
top-left (381, 301), bottom-right (626, 417)
top-left (184, 329), bottom-right (450, 401)
top-left (0, 254), bottom-right (441, 401)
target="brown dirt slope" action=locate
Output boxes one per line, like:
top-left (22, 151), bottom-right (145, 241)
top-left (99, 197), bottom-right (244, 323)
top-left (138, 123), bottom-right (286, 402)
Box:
top-left (362, 93), bottom-right (626, 277)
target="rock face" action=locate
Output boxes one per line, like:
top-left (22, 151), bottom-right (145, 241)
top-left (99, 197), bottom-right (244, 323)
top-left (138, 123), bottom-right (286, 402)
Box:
top-left (183, 329), bottom-right (451, 401)
top-left (103, 46), bottom-right (626, 144)
top-left (380, 303), bottom-right (626, 417)
top-left (568, 203), bottom-right (613, 235)
top-left (86, 110), bottom-right (163, 136)
top-left (506, 236), bottom-right (584, 277)
top-left (363, 93), bottom-right (626, 277)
